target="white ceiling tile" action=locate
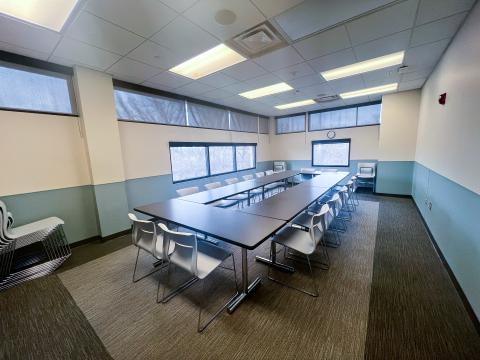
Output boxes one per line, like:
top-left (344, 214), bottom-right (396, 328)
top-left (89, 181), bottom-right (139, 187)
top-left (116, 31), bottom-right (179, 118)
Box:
top-left (293, 26), bottom-right (351, 60)
top-left (275, 0), bottom-right (397, 41)
top-left (398, 77), bottom-right (426, 91)
top-left (273, 62), bottom-right (314, 81)
top-left (127, 40), bottom-right (183, 69)
top-left (151, 17), bottom-right (220, 59)
top-left (176, 81), bottom-right (215, 95)
top-left (369, 94), bottom-right (383, 102)
top-left (52, 37), bottom-right (121, 70)
top-left (309, 99), bottom-right (345, 110)
top-left (400, 66), bottom-right (433, 81)
top-left (0, 15), bottom-right (61, 54)
top-left (296, 83), bottom-right (333, 97)
top-left (0, 40), bottom-right (50, 61)
top-left (198, 72), bottom-right (238, 87)
top-left (159, 0), bottom-right (198, 13)
top-left (148, 70), bottom-right (192, 88)
top-left (220, 81), bottom-right (255, 94)
top-left (251, 0), bottom-right (304, 18)
top-left (404, 39), bottom-right (450, 69)
top-left (343, 95), bottom-right (371, 105)
top-left (353, 30), bottom-right (411, 60)
top-left (107, 58), bottom-right (161, 83)
top-left (346, 0), bottom-right (419, 45)
top-left (253, 46), bottom-right (304, 71)
top-left (85, 0), bottom-right (177, 38)
top-left (273, 90), bottom-right (313, 102)
top-left (202, 88), bottom-right (236, 100)
top-left (244, 73), bottom-right (283, 88)
top-left (221, 60), bottom-right (267, 81)
top-left (288, 74), bottom-right (325, 89)
top-left (362, 66), bottom-right (401, 87)
top-left (410, 12), bottom-right (467, 47)
top-left (308, 48), bottom-right (357, 73)
top-left (66, 11), bottom-right (144, 55)
top-left (415, 0), bottom-right (475, 26)
top-left (328, 75), bottom-right (366, 93)
top-left (183, 0), bottom-right (266, 41)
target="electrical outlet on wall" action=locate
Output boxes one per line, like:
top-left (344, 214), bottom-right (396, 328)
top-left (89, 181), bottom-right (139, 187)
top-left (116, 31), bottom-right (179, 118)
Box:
top-left (428, 202), bottom-right (432, 210)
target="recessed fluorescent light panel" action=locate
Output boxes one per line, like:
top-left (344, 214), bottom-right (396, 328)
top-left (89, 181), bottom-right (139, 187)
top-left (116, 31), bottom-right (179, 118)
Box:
top-left (321, 51), bottom-right (405, 81)
top-left (169, 44), bottom-right (246, 80)
top-left (0, 0), bottom-right (80, 32)
top-left (340, 83), bottom-right (398, 99)
top-left (275, 99), bottom-right (315, 109)
top-left (239, 82), bottom-right (293, 99)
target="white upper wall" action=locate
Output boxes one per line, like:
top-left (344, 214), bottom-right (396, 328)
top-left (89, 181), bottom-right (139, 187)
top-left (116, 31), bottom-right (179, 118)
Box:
top-left (118, 121), bottom-right (272, 180)
top-left (379, 90), bottom-right (421, 161)
top-left (0, 111), bottom-right (91, 196)
top-left (416, 2), bottom-right (480, 195)
top-left (269, 125), bottom-right (380, 161)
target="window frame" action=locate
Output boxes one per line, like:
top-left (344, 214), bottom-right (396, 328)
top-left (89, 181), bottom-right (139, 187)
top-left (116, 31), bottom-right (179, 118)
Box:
top-left (311, 138), bottom-right (351, 168)
top-left (169, 141), bottom-right (257, 183)
top-left (0, 57), bottom-right (78, 117)
top-left (307, 101), bottom-right (381, 132)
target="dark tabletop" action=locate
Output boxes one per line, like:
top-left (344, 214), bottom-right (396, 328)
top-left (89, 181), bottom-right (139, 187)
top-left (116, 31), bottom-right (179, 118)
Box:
top-left (179, 170), bottom-right (300, 204)
top-left (239, 185), bottom-right (330, 221)
top-left (134, 199), bottom-right (286, 250)
top-left (307, 171), bottom-right (350, 187)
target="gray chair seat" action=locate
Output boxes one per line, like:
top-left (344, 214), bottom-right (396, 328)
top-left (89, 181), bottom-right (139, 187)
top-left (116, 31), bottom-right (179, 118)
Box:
top-left (209, 199), bottom-right (238, 208)
top-left (170, 241), bottom-right (231, 280)
top-left (273, 226), bottom-right (315, 255)
top-left (292, 212), bottom-right (312, 228)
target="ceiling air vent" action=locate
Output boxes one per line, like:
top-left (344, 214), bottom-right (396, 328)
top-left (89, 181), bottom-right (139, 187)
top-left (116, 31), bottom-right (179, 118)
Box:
top-left (227, 21), bottom-right (288, 58)
top-left (314, 94), bottom-right (340, 103)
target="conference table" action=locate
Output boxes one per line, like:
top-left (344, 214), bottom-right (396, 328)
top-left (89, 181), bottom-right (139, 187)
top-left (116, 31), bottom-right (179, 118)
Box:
top-left (134, 170), bottom-right (350, 313)
top-left (179, 170), bottom-right (300, 205)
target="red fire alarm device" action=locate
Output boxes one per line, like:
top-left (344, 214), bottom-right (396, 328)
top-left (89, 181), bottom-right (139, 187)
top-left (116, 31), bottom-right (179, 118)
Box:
top-left (438, 93), bottom-right (447, 105)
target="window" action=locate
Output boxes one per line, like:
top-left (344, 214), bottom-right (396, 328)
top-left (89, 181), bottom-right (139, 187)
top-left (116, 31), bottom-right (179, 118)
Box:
top-left (169, 142), bottom-right (256, 182)
top-left (259, 116), bottom-right (269, 134)
top-left (308, 102), bottom-right (381, 131)
top-left (357, 103), bottom-right (381, 126)
top-left (209, 146), bottom-right (234, 175)
top-left (0, 62), bottom-right (76, 114)
top-left (312, 139), bottom-right (351, 167)
top-left (230, 111), bottom-right (258, 133)
top-left (114, 88), bottom-right (186, 125)
top-left (276, 114), bottom-right (305, 134)
top-left (236, 145), bottom-right (255, 171)
top-left (187, 101), bottom-right (229, 130)
top-left (170, 145), bottom-right (208, 182)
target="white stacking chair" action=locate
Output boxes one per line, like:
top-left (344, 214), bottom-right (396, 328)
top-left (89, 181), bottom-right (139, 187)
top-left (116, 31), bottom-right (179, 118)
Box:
top-left (241, 175), bottom-right (263, 203)
top-left (255, 171), bottom-right (265, 178)
top-left (268, 208), bottom-right (330, 297)
top-left (356, 163), bottom-right (376, 190)
top-left (128, 213), bottom-right (174, 282)
top-left (224, 177), bottom-right (250, 207)
top-left (350, 176), bottom-right (360, 205)
top-left (264, 170), bottom-right (285, 196)
top-left (204, 182), bottom-right (238, 208)
top-left (176, 186), bottom-right (199, 197)
top-left (158, 223), bottom-right (238, 332)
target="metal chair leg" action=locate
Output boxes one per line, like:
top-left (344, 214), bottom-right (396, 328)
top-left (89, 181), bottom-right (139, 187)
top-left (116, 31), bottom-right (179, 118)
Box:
top-left (132, 248), bottom-right (167, 283)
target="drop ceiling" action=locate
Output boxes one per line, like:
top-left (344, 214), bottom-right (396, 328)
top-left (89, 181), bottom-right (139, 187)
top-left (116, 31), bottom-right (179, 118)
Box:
top-left (0, 0), bottom-right (476, 116)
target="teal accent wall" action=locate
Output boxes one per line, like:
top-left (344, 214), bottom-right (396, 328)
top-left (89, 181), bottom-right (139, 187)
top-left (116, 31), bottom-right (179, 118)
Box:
top-left (376, 161), bottom-right (414, 195)
top-left (413, 162), bottom-right (480, 319)
top-left (93, 182), bottom-right (130, 237)
top-left (0, 186), bottom-right (99, 244)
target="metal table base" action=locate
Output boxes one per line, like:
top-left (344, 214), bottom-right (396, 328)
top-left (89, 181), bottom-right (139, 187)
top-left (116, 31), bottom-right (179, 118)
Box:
top-left (255, 242), bottom-right (295, 272)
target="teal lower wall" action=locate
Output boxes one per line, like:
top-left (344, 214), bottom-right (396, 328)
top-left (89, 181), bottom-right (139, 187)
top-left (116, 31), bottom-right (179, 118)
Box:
top-left (376, 161), bottom-right (414, 195)
top-left (0, 186), bottom-right (99, 244)
top-left (93, 182), bottom-right (130, 237)
top-left (413, 162), bottom-right (480, 319)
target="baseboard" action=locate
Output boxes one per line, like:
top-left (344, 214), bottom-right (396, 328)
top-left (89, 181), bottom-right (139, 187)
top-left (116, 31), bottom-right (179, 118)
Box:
top-left (70, 229), bottom-right (131, 248)
top-left (412, 200), bottom-right (480, 335)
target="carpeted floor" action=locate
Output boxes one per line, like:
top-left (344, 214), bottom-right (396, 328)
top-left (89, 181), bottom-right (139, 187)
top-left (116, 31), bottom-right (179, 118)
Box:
top-left (58, 200), bottom-right (379, 360)
top-left (0, 275), bottom-right (112, 360)
top-left (364, 196), bottom-right (480, 359)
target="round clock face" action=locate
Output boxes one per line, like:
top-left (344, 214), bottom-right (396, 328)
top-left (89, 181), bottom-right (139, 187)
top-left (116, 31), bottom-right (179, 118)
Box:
top-left (327, 130), bottom-right (336, 139)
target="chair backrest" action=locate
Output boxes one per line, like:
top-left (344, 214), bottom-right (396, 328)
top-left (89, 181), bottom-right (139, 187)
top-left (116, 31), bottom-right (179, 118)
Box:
top-left (327, 193), bottom-right (342, 217)
top-left (243, 174), bottom-right (254, 181)
top-left (204, 182), bottom-right (221, 190)
top-left (0, 200), bottom-right (11, 241)
top-left (255, 172), bottom-right (265, 178)
top-left (265, 170), bottom-right (274, 175)
top-left (308, 205), bottom-right (329, 248)
top-left (301, 168), bottom-right (316, 174)
top-left (357, 162), bottom-right (376, 176)
top-left (176, 186), bottom-right (199, 197)
top-left (225, 177), bottom-right (239, 185)
top-left (128, 213), bottom-right (159, 257)
top-left (158, 223), bottom-right (198, 276)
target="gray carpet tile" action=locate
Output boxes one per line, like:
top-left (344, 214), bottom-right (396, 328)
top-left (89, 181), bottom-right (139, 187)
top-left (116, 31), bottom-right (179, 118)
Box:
top-left (58, 200), bottom-right (379, 360)
top-left (364, 196), bottom-right (480, 359)
top-left (0, 274), bottom-right (112, 360)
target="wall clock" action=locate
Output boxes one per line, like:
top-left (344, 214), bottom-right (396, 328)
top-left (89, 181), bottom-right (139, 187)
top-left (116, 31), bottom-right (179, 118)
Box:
top-left (327, 130), bottom-right (336, 139)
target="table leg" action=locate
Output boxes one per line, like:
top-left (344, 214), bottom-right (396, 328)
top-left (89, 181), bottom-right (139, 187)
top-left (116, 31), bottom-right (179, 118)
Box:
top-left (226, 248), bottom-right (261, 313)
top-left (247, 190), bottom-right (251, 206)
top-left (262, 185), bottom-right (265, 200)
top-left (255, 241), bottom-right (295, 272)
